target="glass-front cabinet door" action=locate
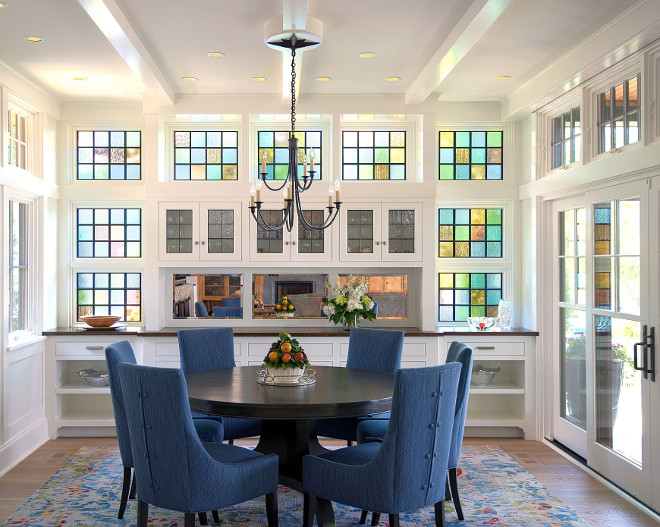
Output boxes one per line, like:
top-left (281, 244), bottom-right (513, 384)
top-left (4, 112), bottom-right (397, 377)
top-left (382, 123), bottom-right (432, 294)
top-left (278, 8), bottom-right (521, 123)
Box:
top-left (249, 205), bottom-right (331, 262)
top-left (158, 201), bottom-right (241, 261)
top-left (340, 202), bottom-right (422, 262)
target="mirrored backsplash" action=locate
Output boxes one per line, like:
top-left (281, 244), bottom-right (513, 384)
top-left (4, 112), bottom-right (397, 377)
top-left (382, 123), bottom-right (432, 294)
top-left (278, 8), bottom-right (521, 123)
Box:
top-left (253, 273), bottom-right (328, 319)
top-left (173, 274), bottom-right (243, 319)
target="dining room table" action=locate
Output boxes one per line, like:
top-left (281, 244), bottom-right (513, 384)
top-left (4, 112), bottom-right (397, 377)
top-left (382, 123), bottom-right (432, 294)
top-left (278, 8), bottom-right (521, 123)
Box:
top-left (185, 365), bottom-right (395, 490)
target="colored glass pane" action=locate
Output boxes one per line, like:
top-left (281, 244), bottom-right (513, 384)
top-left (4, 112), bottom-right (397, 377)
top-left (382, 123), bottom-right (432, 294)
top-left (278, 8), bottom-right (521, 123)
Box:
top-left (77, 131), bottom-right (141, 180)
top-left (342, 130), bottom-right (406, 180)
top-left (76, 272), bottom-right (141, 322)
top-left (174, 131), bottom-right (239, 181)
top-left (438, 272), bottom-right (503, 322)
top-left (438, 130), bottom-right (503, 180)
top-left (259, 130), bottom-right (322, 181)
top-left (438, 208), bottom-right (502, 258)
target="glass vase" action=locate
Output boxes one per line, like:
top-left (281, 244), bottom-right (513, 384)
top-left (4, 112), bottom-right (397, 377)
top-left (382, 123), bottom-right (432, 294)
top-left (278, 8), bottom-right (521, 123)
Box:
top-left (498, 300), bottom-right (513, 329)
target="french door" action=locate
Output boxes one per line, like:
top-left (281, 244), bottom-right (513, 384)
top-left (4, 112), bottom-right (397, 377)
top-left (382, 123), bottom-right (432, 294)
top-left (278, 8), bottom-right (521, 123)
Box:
top-left (552, 178), bottom-right (659, 510)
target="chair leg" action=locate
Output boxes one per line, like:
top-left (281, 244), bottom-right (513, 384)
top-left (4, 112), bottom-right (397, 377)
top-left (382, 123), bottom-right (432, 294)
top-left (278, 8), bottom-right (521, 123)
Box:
top-left (389, 514), bottom-right (400, 527)
top-left (265, 491), bottom-right (278, 527)
top-left (212, 510), bottom-right (220, 523)
top-left (434, 499), bottom-right (446, 527)
top-left (359, 510), bottom-right (368, 524)
top-left (346, 440), bottom-right (352, 446)
top-left (303, 493), bottom-right (315, 527)
top-left (228, 439), bottom-right (234, 445)
top-left (445, 473), bottom-right (451, 501)
top-left (315, 496), bottom-right (336, 527)
top-left (371, 512), bottom-right (381, 525)
top-left (137, 499), bottom-right (149, 527)
top-left (198, 511), bottom-right (208, 525)
top-left (129, 470), bottom-right (137, 499)
top-left (184, 513), bottom-right (196, 527)
top-left (118, 466), bottom-right (131, 519)
top-left (448, 467), bottom-right (464, 520)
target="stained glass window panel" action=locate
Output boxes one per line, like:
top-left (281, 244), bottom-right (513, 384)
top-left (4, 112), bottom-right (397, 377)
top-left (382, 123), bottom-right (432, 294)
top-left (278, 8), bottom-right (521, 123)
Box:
top-left (438, 272), bottom-right (503, 322)
top-left (77, 272), bottom-right (141, 321)
top-left (174, 131), bottom-right (238, 180)
top-left (437, 208), bottom-right (503, 257)
top-left (258, 130), bottom-right (321, 180)
top-left (342, 130), bottom-right (406, 180)
top-left (77, 130), bottom-right (141, 180)
top-left (438, 131), bottom-right (503, 180)
top-left (77, 207), bottom-right (141, 258)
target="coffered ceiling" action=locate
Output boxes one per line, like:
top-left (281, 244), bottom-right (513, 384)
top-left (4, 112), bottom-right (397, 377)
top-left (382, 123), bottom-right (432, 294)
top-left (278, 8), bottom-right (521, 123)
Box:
top-left (0, 0), bottom-right (655, 112)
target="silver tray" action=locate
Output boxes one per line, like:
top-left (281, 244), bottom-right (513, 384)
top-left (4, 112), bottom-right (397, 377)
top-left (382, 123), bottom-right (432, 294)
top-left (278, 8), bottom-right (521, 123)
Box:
top-left (256, 368), bottom-right (316, 386)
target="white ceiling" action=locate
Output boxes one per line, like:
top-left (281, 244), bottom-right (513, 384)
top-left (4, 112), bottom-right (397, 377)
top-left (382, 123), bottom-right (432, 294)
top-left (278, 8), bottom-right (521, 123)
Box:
top-left (0, 0), bottom-right (652, 110)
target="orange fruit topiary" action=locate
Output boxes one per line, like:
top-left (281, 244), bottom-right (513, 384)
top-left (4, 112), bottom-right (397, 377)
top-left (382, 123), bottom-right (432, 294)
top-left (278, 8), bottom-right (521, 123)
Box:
top-left (280, 342), bottom-right (292, 353)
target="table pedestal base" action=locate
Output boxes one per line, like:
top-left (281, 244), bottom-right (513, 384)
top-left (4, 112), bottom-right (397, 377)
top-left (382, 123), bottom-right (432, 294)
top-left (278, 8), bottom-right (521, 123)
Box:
top-left (255, 419), bottom-right (330, 490)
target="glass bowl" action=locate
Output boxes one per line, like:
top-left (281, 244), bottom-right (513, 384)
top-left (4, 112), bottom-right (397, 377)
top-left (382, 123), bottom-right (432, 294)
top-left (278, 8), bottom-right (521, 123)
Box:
top-left (77, 369), bottom-right (110, 387)
top-left (467, 316), bottom-right (495, 331)
top-left (471, 365), bottom-right (501, 386)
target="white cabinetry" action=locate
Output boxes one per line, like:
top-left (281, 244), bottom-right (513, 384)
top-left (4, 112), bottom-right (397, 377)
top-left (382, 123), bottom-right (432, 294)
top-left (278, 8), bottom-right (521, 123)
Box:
top-left (158, 201), bottom-right (241, 261)
top-left (249, 204), bottom-right (332, 262)
top-left (45, 333), bottom-right (139, 438)
top-left (340, 202), bottom-right (422, 262)
top-left (443, 334), bottom-right (536, 439)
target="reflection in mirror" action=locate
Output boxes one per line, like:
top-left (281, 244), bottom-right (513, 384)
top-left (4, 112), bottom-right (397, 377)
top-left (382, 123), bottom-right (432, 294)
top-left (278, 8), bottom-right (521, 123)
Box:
top-left (337, 273), bottom-right (408, 319)
top-left (173, 274), bottom-right (243, 319)
top-left (252, 273), bottom-right (328, 319)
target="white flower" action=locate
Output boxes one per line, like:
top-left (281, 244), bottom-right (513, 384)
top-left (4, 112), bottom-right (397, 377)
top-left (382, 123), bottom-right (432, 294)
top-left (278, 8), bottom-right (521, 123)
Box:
top-left (347, 299), bottom-right (362, 312)
top-left (322, 304), bottom-right (336, 316)
top-left (366, 300), bottom-right (375, 310)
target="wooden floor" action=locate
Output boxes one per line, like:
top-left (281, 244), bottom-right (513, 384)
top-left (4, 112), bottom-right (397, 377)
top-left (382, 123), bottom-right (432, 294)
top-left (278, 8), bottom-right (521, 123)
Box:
top-left (0, 437), bottom-right (657, 526)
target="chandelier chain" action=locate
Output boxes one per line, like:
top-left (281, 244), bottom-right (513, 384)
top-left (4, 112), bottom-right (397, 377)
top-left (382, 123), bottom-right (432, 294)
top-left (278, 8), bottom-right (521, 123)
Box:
top-left (290, 46), bottom-right (296, 133)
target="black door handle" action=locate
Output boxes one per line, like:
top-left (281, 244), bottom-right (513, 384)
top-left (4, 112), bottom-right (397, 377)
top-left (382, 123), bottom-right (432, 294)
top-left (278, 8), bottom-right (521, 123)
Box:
top-left (645, 326), bottom-right (655, 382)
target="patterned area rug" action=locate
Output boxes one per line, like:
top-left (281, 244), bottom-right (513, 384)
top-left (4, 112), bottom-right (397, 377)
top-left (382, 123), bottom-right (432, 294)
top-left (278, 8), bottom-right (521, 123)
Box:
top-left (2, 445), bottom-right (589, 526)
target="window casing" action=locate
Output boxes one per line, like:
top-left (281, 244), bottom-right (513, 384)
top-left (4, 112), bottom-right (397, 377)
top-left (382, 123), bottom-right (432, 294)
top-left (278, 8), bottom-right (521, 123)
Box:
top-left (9, 200), bottom-right (31, 336)
top-left (597, 74), bottom-right (640, 154)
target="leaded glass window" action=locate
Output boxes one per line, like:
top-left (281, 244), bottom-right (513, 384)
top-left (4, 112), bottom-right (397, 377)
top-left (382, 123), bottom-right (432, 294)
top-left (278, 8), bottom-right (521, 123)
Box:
top-left (342, 130), bottom-right (406, 180)
top-left (438, 131), bottom-right (503, 180)
top-left (77, 208), bottom-right (142, 258)
top-left (258, 130), bottom-right (321, 180)
top-left (438, 208), bottom-right (503, 257)
top-left (388, 209), bottom-right (415, 253)
top-left (298, 210), bottom-right (325, 253)
top-left (207, 209), bottom-right (235, 253)
top-left (174, 131), bottom-right (238, 180)
top-left (597, 75), bottom-right (639, 153)
top-left (77, 131), bottom-right (141, 180)
top-left (165, 209), bottom-right (194, 254)
top-left (346, 210), bottom-right (374, 253)
top-left (77, 272), bottom-right (141, 321)
top-left (551, 107), bottom-right (581, 169)
top-left (438, 272), bottom-right (502, 322)
top-left (256, 210), bottom-right (285, 253)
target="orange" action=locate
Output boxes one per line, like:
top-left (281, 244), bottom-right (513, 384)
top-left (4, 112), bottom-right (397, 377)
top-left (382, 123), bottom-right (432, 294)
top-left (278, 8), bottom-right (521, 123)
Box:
top-left (276, 304), bottom-right (281, 310)
top-left (294, 351), bottom-right (304, 363)
top-left (268, 351), bottom-right (279, 362)
top-left (281, 352), bottom-right (292, 363)
top-left (280, 342), bottom-right (292, 353)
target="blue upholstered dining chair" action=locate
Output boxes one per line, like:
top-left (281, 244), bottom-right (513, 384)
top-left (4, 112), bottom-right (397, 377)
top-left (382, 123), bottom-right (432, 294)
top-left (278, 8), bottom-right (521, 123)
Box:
top-left (105, 340), bottom-right (223, 521)
top-left (221, 296), bottom-right (241, 308)
top-left (118, 363), bottom-right (279, 527)
top-left (302, 363), bottom-right (462, 527)
top-left (212, 306), bottom-right (243, 318)
top-left (356, 340), bottom-right (473, 523)
top-left (195, 301), bottom-right (209, 317)
top-left (315, 327), bottom-right (404, 445)
top-left (178, 328), bottom-right (262, 443)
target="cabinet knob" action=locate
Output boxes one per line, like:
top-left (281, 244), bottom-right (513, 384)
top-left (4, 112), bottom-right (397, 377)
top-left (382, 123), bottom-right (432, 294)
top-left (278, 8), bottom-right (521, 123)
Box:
top-left (382, 240), bottom-right (387, 245)
top-left (201, 241), bottom-right (206, 245)
top-left (285, 241), bottom-right (290, 245)
top-left (194, 241), bottom-right (199, 245)
top-left (291, 241), bottom-right (296, 246)
top-left (375, 241), bottom-right (381, 245)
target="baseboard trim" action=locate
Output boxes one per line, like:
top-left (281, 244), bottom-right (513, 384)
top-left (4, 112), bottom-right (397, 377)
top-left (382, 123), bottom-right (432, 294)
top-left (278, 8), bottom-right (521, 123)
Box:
top-left (542, 437), bottom-right (660, 522)
top-left (0, 418), bottom-right (48, 477)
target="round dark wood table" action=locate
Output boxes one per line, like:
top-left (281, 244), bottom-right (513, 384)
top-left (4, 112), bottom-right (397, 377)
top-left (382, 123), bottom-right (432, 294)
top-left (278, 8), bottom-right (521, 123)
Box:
top-left (185, 365), bottom-right (395, 489)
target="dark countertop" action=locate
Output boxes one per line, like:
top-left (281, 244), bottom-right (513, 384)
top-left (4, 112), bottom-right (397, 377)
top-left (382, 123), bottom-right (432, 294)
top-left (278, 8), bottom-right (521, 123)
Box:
top-left (42, 326), bottom-right (538, 337)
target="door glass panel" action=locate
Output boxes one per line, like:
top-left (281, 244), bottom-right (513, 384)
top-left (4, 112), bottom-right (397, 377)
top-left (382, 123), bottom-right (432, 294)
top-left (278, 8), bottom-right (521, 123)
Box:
top-left (256, 210), bottom-right (284, 254)
top-left (346, 210), bottom-right (373, 253)
top-left (561, 308), bottom-right (587, 429)
top-left (207, 209), bottom-right (234, 254)
top-left (388, 209), bottom-right (415, 254)
top-left (298, 210), bottom-right (325, 253)
top-left (595, 316), bottom-right (641, 465)
top-left (165, 209), bottom-right (193, 254)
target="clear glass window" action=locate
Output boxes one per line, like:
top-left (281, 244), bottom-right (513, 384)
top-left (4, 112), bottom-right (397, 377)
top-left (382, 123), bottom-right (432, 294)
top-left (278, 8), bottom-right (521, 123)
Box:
top-left (551, 106), bottom-right (581, 169)
top-left (597, 75), bottom-right (640, 153)
top-left (7, 108), bottom-right (28, 169)
top-left (9, 201), bottom-right (29, 334)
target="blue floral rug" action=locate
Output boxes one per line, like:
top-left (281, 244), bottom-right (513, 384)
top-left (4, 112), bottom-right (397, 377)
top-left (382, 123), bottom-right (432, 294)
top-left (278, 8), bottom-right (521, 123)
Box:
top-left (2, 445), bottom-right (589, 526)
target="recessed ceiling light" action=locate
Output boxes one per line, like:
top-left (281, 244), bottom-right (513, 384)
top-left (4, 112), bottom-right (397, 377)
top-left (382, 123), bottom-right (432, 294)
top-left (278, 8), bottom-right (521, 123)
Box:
top-left (180, 76), bottom-right (197, 82)
top-left (315, 76), bottom-right (331, 82)
top-left (358, 52), bottom-right (376, 59)
top-left (385, 76), bottom-right (400, 82)
top-left (208, 52), bottom-right (224, 58)
top-left (24, 36), bottom-right (43, 42)
top-left (495, 75), bottom-right (510, 81)
top-left (251, 76), bottom-right (267, 82)
top-left (72, 76), bottom-right (88, 82)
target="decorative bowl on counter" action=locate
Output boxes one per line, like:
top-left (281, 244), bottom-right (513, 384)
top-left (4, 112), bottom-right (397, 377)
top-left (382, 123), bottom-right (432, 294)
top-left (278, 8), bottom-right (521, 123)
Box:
top-left (467, 316), bottom-right (495, 331)
top-left (471, 365), bottom-right (501, 386)
top-left (77, 369), bottom-right (110, 387)
top-left (81, 315), bottom-right (121, 328)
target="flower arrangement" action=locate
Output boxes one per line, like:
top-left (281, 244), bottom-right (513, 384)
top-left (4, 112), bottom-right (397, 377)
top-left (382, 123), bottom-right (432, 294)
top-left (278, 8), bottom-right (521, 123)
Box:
top-left (274, 295), bottom-right (296, 316)
top-left (321, 275), bottom-right (376, 328)
top-left (262, 331), bottom-right (309, 370)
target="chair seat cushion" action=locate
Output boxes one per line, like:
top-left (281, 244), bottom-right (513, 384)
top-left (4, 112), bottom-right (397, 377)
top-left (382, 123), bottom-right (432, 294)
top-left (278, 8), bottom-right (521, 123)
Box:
top-left (314, 441), bottom-right (381, 466)
top-left (203, 443), bottom-right (266, 464)
top-left (223, 416), bottom-right (262, 441)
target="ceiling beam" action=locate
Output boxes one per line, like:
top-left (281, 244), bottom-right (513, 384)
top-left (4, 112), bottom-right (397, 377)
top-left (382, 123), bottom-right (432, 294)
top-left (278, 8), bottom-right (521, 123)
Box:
top-left (406, 0), bottom-right (512, 104)
top-left (77, 0), bottom-right (175, 105)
